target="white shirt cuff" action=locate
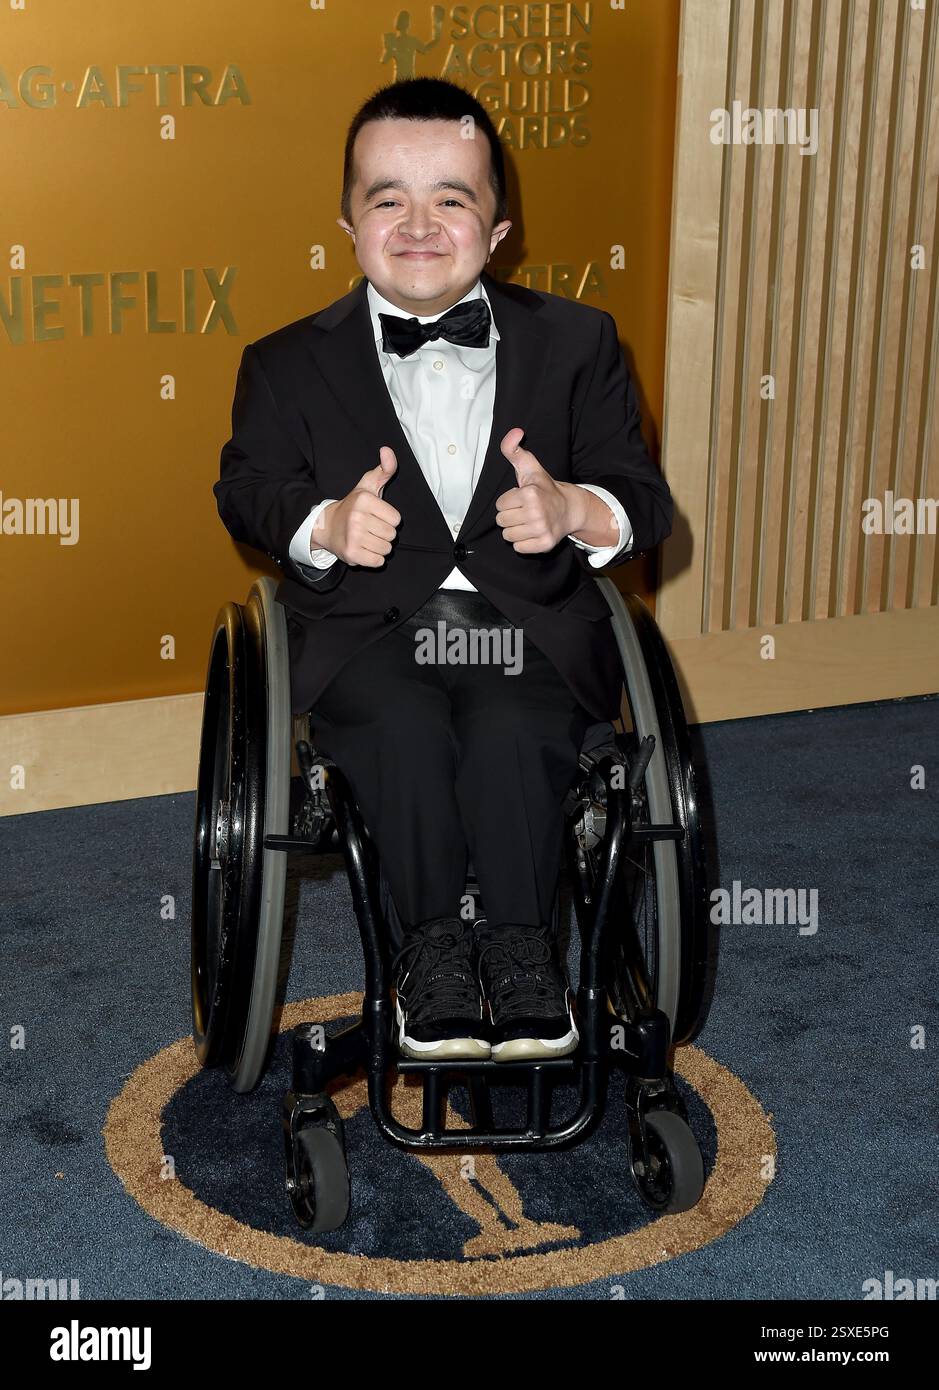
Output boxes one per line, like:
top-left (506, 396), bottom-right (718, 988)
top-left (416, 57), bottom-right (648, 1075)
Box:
top-left (288, 499), bottom-right (339, 570)
top-left (568, 484), bottom-right (633, 567)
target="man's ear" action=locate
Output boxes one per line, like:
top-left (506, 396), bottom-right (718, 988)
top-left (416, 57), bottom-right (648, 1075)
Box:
top-left (337, 216), bottom-right (355, 242)
top-left (489, 219), bottom-right (512, 255)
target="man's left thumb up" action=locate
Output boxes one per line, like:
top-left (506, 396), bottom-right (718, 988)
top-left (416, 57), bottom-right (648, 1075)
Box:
top-left (501, 427), bottom-right (543, 485)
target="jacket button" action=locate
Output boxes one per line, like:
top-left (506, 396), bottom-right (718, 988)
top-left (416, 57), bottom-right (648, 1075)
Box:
top-left (453, 542), bottom-right (467, 561)
top-left (383, 607), bottom-right (399, 623)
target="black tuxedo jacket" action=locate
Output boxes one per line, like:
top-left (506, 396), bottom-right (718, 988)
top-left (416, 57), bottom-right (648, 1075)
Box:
top-left (214, 269), bottom-right (673, 721)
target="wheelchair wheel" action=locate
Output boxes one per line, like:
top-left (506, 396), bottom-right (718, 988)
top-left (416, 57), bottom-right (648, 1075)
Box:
top-left (595, 581), bottom-right (712, 1046)
top-left (191, 576), bottom-right (292, 1093)
top-left (286, 1105), bottom-right (351, 1233)
top-left (629, 1108), bottom-right (705, 1214)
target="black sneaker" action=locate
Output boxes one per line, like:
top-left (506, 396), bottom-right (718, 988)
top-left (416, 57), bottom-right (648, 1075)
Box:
top-left (391, 916), bottom-right (490, 1060)
top-left (476, 923), bottom-right (579, 1062)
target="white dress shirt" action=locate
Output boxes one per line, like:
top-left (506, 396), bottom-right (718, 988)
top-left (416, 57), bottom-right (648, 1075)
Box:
top-left (288, 277), bottom-right (632, 585)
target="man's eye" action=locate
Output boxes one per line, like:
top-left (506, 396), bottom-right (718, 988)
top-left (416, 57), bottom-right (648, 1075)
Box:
top-left (374, 199), bottom-right (463, 209)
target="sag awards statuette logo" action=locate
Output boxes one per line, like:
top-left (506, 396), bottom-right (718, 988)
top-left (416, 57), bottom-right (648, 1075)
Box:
top-left (380, 5), bottom-right (593, 149)
top-left (103, 994), bottom-right (776, 1297)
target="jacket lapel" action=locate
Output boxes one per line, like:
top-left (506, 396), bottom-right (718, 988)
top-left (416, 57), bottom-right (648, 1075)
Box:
top-left (302, 269), bottom-right (551, 548)
top-left (459, 269), bottom-right (551, 540)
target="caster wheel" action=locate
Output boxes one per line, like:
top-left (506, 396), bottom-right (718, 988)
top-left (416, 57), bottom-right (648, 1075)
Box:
top-left (629, 1108), bottom-right (704, 1214)
top-left (287, 1121), bottom-right (350, 1232)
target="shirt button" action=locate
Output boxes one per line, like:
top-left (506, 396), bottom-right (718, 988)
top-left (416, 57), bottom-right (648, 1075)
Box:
top-left (433, 360), bottom-right (444, 371)
top-left (447, 443), bottom-right (457, 455)
top-left (383, 607), bottom-right (399, 624)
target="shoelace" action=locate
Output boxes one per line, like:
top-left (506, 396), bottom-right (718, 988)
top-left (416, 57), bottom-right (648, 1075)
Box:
top-left (477, 928), bottom-right (566, 1022)
top-left (392, 923), bottom-right (481, 1024)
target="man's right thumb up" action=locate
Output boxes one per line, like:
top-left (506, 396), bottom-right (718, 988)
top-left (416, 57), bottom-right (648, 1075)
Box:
top-left (357, 446), bottom-right (398, 496)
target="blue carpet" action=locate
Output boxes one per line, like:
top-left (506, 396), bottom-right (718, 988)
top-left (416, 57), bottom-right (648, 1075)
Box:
top-left (1, 694), bottom-right (936, 1300)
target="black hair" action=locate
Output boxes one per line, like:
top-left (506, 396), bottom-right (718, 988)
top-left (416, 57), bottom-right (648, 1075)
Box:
top-left (341, 77), bottom-right (507, 229)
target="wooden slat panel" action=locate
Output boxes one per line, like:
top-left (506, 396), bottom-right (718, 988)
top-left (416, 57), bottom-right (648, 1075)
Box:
top-left (855, 0), bottom-right (909, 617)
top-left (925, 268), bottom-right (939, 604)
top-left (818, 0), bottom-right (881, 621)
top-left (731, 0), bottom-right (782, 631)
top-left (881, 0), bottom-right (930, 611)
top-left (786, 0), bottom-right (844, 625)
top-left (910, 15), bottom-right (939, 613)
top-left (658, 0), bottom-right (733, 637)
top-left (659, 0), bottom-right (938, 720)
top-left (759, 0), bottom-right (817, 628)
top-left (706, 0), bottom-right (756, 634)
top-left (827, 0), bottom-right (874, 616)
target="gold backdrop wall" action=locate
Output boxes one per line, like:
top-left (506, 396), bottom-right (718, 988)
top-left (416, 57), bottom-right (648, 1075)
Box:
top-left (1, 0), bottom-right (680, 717)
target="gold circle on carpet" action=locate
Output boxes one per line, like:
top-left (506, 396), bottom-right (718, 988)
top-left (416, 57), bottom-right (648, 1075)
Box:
top-left (103, 994), bottom-right (776, 1296)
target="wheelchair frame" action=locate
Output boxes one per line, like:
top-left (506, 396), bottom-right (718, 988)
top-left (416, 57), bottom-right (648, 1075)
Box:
top-left (191, 576), bottom-right (716, 1230)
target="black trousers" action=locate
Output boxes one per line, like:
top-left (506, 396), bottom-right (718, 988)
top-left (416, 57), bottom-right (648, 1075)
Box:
top-left (307, 590), bottom-right (594, 930)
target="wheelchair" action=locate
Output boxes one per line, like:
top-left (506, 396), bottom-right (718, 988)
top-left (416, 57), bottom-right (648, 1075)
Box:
top-left (190, 575), bottom-right (716, 1233)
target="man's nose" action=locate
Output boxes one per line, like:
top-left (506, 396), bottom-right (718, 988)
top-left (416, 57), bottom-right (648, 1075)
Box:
top-left (399, 207), bottom-right (439, 239)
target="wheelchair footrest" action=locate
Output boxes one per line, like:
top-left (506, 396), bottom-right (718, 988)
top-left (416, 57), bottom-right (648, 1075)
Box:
top-left (386, 1055), bottom-right (595, 1147)
top-left (395, 1056), bottom-right (576, 1074)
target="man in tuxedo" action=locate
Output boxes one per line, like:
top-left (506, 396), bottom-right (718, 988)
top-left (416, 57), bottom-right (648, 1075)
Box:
top-left (215, 77), bottom-right (673, 1065)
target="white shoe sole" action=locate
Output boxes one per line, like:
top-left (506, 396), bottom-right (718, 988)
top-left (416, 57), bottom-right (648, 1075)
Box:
top-left (394, 997), bottom-right (491, 1060)
top-left (485, 984), bottom-right (579, 1062)
top-left (490, 1025), bottom-right (579, 1063)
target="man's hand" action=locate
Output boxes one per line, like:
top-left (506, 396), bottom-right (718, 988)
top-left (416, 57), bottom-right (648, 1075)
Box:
top-left (495, 427), bottom-right (618, 552)
top-left (312, 447), bottom-right (401, 567)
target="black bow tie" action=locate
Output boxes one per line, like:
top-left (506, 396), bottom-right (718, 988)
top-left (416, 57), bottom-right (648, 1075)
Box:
top-left (379, 298), bottom-right (491, 357)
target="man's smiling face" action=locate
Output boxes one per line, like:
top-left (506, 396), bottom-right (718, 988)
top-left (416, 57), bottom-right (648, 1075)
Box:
top-left (338, 117), bottom-right (512, 316)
